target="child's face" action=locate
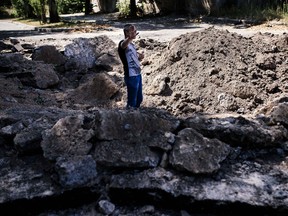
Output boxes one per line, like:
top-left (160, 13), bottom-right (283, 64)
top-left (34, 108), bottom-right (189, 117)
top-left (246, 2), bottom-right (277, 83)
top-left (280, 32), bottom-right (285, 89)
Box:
top-left (128, 26), bottom-right (137, 39)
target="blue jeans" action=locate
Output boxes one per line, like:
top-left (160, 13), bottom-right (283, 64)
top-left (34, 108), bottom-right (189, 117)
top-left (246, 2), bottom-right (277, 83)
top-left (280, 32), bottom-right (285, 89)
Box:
top-left (124, 75), bottom-right (143, 108)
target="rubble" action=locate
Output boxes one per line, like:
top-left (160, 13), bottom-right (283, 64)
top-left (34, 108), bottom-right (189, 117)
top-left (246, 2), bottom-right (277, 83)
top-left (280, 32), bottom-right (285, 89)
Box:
top-left (0, 24), bottom-right (288, 215)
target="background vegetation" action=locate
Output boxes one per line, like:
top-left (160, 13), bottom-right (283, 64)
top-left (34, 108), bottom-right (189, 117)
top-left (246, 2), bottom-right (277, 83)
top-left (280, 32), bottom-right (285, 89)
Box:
top-left (0, 0), bottom-right (287, 24)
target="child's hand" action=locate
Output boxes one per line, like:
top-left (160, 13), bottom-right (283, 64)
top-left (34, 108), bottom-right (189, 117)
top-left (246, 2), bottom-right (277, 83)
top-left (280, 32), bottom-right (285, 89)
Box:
top-left (138, 51), bottom-right (144, 61)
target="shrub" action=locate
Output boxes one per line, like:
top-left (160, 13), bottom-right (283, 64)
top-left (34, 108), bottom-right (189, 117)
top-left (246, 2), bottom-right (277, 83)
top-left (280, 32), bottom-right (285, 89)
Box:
top-left (57, 0), bottom-right (84, 14)
top-left (11, 0), bottom-right (36, 18)
top-left (116, 0), bottom-right (130, 17)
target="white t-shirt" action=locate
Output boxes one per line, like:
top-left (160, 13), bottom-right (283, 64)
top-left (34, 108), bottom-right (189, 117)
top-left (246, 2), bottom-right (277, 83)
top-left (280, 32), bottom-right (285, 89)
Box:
top-left (125, 43), bottom-right (141, 77)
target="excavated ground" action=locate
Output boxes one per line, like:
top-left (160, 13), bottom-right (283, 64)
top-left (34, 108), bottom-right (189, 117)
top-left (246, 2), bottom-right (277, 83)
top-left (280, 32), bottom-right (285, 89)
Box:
top-left (0, 15), bottom-right (287, 118)
top-left (0, 14), bottom-right (288, 215)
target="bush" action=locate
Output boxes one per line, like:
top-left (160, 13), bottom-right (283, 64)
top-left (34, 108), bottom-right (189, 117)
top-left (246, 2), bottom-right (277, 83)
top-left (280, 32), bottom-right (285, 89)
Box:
top-left (11, 0), bottom-right (24, 17)
top-left (11, 0), bottom-right (36, 18)
top-left (57, 0), bottom-right (84, 14)
top-left (29, 0), bottom-right (43, 18)
top-left (116, 0), bottom-right (130, 17)
top-left (0, 6), bottom-right (13, 18)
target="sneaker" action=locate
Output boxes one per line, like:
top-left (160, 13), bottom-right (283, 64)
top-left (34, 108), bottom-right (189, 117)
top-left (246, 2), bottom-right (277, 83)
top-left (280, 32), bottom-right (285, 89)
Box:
top-left (126, 105), bottom-right (138, 110)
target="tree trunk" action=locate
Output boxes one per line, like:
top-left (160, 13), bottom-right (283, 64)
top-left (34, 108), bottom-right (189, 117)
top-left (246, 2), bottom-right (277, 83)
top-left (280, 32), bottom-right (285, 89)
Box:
top-left (49, 0), bottom-right (60, 23)
top-left (23, 0), bottom-right (35, 18)
top-left (40, 0), bottom-right (47, 24)
top-left (85, 0), bottom-right (91, 15)
top-left (129, 0), bottom-right (137, 17)
top-left (97, 0), bottom-right (117, 13)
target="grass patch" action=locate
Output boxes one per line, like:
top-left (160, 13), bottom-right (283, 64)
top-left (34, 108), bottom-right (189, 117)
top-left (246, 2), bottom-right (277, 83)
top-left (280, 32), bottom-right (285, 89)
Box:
top-left (13, 17), bottom-right (66, 27)
top-left (212, 4), bottom-right (288, 25)
top-left (12, 17), bottom-right (112, 33)
top-left (214, 7), bottom-right (281, 21)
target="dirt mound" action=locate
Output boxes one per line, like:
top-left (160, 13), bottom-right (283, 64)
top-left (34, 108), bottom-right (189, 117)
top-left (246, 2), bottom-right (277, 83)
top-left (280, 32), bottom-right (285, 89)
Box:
top-left (0, 27), bottom-right (287, 118)
top-left (141, 27), bottom-right (288, 116)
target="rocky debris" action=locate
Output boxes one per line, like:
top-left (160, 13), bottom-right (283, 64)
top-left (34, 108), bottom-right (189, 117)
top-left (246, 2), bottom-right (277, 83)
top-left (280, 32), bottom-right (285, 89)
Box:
top-left (0, 36), bottom-right (123, 110)
top-left (0, 40), bottom-right (13, 51)
top-left (183, 112), bottom-right (288, 148)
top-left (0, 26), bottom-right (288, 215)
top-left (31, 45), bottom-right (67, 65)
top-left (55, 155), bottom-right (98, 188)
top-left (0, 104), bottom-right (287, 215)
top-left (65, 73), bottom-right (120, 106)
top-left (1, 27), bottom-right (287, 117)
top-left (0, 53), bottom-right (59, 89)
top-left (64, 35), bottom-right (119, 71)
top-left (169, 128), bottom-right (231, 174)
top-left (98, 199), bottom-right (115, 215)
top-left (41, 114), bottom-right (95, 161)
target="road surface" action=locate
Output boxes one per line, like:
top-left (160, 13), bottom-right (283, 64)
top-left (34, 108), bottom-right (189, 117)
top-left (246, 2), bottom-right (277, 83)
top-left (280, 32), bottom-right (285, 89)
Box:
top-left (0, 14), bottom-right (287, 44)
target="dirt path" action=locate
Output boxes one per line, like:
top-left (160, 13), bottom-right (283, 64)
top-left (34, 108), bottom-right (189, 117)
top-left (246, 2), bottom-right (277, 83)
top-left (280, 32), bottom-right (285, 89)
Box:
top-left (1, 13), bottom-right (287, 45)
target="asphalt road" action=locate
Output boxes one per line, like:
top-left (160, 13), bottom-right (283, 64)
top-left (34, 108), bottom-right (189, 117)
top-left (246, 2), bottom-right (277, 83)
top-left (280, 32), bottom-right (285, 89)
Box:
top-left (0, 15), bottom-right (211, 43)
top-left (0, 14), bottom-right (287, 44)
top-left (0, 19), bottom-right (35, 31)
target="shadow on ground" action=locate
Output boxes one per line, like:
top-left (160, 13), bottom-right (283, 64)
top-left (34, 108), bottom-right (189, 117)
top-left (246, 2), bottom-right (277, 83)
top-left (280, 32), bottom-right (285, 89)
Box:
top-left (0, 12), bottom-right (208, 40)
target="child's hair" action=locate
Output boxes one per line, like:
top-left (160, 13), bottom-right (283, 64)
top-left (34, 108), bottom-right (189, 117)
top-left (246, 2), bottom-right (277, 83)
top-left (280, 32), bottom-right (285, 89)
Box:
top-left (124, 24), bottom-right (134, 37)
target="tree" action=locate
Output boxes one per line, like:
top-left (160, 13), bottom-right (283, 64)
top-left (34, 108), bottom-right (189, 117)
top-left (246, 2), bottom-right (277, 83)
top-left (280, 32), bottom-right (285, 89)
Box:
top-left (40, 0), bottom-right (47, 23)
top-left (85, 0), bottom-right (91, 15)
top-left (129, 0), bottom-right (137, 17)
top-left (23, 0), bottom-right (36, 18)
top-left (97, 0), bottom-right (117, 13)
top-left (48, 0), bottom-right (60, 23)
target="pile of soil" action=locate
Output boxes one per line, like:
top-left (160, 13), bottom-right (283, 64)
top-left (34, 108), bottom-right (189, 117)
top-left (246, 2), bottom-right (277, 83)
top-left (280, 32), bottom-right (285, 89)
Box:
top-left (0, 25), bottom-right (287, 118)
top-left (0, 19), bottom-right (288, 216)
top-left (140, 27), bottom-right (288, 116)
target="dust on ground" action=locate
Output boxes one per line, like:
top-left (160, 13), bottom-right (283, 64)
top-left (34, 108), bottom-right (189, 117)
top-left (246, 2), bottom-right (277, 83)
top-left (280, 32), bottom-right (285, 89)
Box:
top-left (0, 15), bottom-right (287, 117)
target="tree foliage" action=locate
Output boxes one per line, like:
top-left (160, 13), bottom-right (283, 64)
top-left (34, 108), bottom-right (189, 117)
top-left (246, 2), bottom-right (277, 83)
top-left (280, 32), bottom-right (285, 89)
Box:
top-left (29, 0), bottom-right (46, 23)
top-left (10, 0), bottom-right (60, 23)
top-left (0, 0), bottom-right (12, 6)
top-left (57, 0), bottom-right (84, 14)
top-left (6, 0), bottom-right (288, 22)
top-left (11, 0), bottom-right (35, 18)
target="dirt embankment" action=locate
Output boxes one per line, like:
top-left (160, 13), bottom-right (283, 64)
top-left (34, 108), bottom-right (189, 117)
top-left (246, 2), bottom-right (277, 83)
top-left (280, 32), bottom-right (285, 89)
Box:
top-left (139, 27), bottom-right (288, 116)
top-left (0, 18), bottom-right (287, 118)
